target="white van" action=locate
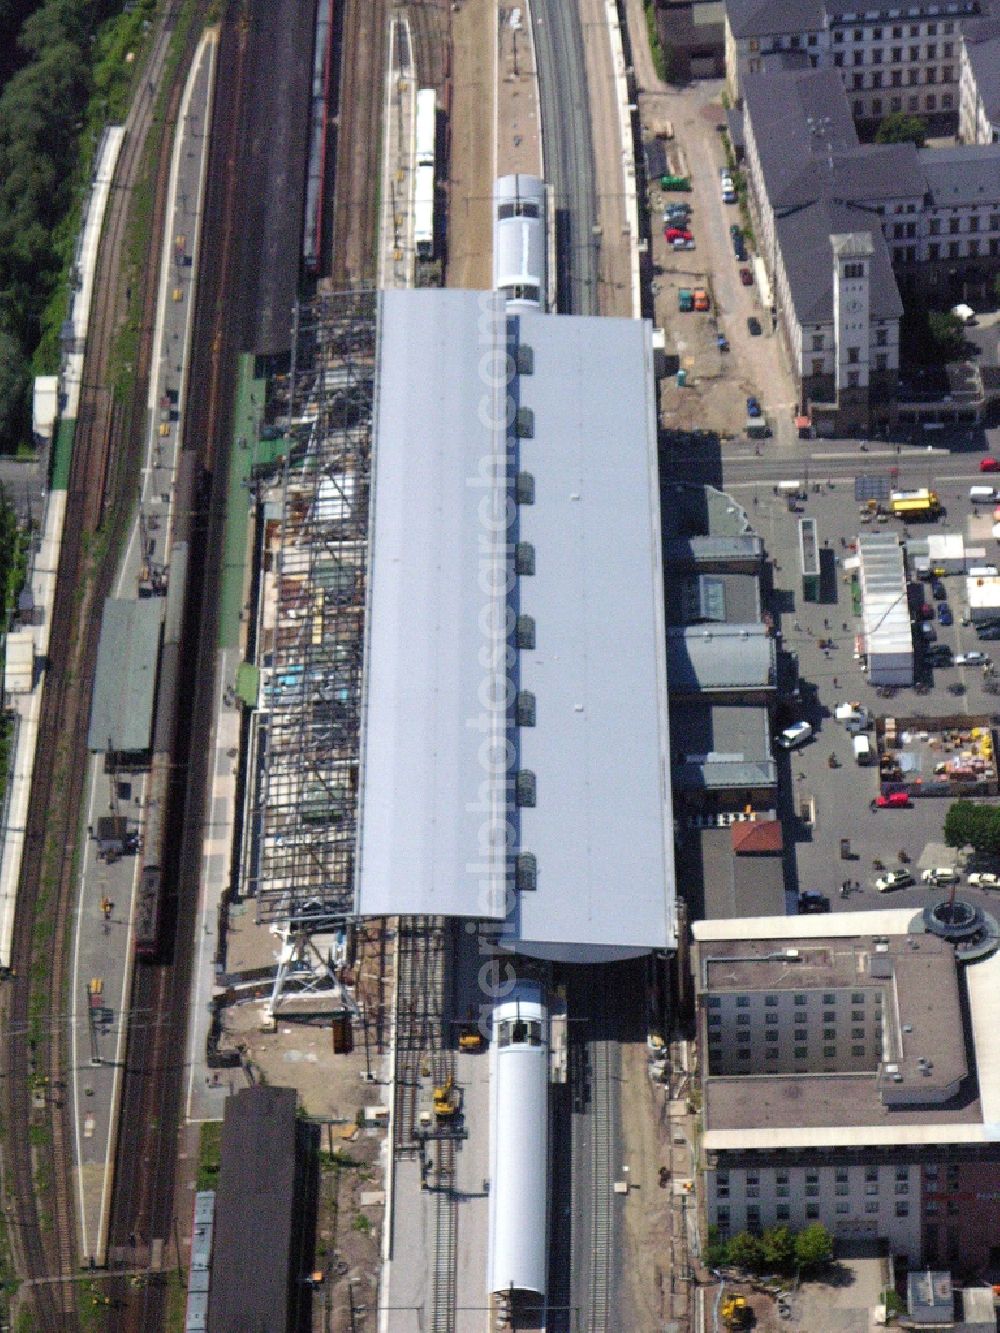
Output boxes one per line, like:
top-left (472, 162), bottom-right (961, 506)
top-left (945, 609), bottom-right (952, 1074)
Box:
top-left (777, 720), bottom-right (813, 750)
top-left (853, 734), bottom-right (873, 765)
top-left (968, 565), bottom-right (1000, 578)
top-left (970, 486), bottom-right (997, 503)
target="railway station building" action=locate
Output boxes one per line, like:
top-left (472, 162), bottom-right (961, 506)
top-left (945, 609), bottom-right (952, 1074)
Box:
top-left (353, 289), bottom-right (678, 963)
top-left (692, 910), bottom-right (1000, 1268)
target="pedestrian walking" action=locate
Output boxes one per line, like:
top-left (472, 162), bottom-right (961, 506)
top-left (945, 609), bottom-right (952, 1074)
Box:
top-left (833, 676), bottom-right (838, 687)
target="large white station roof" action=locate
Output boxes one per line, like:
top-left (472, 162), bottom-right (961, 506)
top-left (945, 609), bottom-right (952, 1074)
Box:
top-left (356, 290), bottom-right (676, 960)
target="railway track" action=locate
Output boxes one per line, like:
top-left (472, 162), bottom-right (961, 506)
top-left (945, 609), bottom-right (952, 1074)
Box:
top-left (0, 5), bottom-right (201, 1327)
top-left (430, 1131), bottom-right (458, 1333)
top-left (331, 0), bottom-right (388, 283)
top-left (405, 0), bottom-right (449, 90)
top-left (589, 1036), bottom-right (615, 1332)
top-left (392, 916), bottom-right (447, 1151)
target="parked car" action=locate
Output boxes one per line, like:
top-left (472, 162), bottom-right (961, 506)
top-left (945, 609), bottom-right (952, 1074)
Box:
top-left (692, 288), bottom-right (710, 311)
top-left (747, 316), bottom-right (762, 336)
top-left (776, 720), bottom-right (813, 749)
top-left (968, 871), bottom-right (1000, 888)
top-left (664, 227), bottom-right (692, 242)
top-left (739, 266), bottom-right (753, 286)
top-left (920, 621), bottom-right (937, 640)
top-left (956, 651), bottom-right (989, 665)
top-left (919, 603), bottom-right (934, 620)
top-left (977, 626), bottom-right (1000, 640)
top-left (926, 643), bottom-right (953, 665)
top-left (798, 891), bottom-right (830, 914)
top-left (746, 395), bottom-right (762, 418)
top-left (980, 457), bottom-right (1000, 472)
top-left (931, 581), bottom-right (947, 600)
top-left (876, 791), bottom-right (911, 808)
top-left (875, 869), bottom-right (915, 891)
top-left (937, 604), bottom-right (953, 626)
top-left (921, 867), bottom-right (959, 885)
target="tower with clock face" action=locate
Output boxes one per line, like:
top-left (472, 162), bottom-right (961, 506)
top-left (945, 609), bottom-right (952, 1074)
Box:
top-left (831, 232), bottom-right (874, 424)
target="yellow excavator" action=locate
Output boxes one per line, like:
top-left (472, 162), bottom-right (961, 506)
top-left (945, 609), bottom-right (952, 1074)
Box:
top-left (721, 1295), bottom-right (752, 1329)
top-left (433, 1075), bottom-right (459, 1119)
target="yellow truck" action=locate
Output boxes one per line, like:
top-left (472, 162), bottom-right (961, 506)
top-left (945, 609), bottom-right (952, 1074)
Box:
top-left (889, 488), bottom-right (940, 520)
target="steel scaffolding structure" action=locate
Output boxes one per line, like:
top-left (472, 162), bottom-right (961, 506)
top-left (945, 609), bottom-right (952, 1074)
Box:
top-left (251, 288), bottom-right (376, 929)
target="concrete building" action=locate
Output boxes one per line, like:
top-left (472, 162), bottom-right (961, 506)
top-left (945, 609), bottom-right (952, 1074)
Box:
top-left (692, 911), bottom-right (1000, 1269)
top-left (355, 290), bottom-right (677, 962)
top-left (958, 19), bottom-right (1000, 144)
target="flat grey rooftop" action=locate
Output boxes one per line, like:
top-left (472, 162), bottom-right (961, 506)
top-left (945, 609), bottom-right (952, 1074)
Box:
top-left (87, 598), bottom-right (163, 753)
top-left (665, 572), bottom-right (763, 629)
top-left (357, 292), bottom-right (676, 959)
top-left (509, 309), bottom-right (676, 959)
top-left (665, 624), bottom-right (775, 692)
top-left (671, 702), bottom-right (777, 791)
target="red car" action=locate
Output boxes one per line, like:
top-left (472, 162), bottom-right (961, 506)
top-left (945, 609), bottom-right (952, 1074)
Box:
top-left (919, 603), bottom-right (934, 620)
top-left (980, 457), bottom-right (1000, 473)
top-left (664, 227), bottom-right (693, 243)
top-left (877, 791), bottom-right (911, 808)
top-left (739, 267), bottom-right (753, 286)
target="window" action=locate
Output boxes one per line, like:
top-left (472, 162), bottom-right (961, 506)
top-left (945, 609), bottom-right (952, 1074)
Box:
top-left (866, 1182), bottom-right (879, 1195)
top-left (941, 92), bottom-right (951, 109)
top-left (942, 65), bottom-right (952, 82)
top-left (992, 215), bottom-right (1000, 232)
top-left (896, 1183), bottom-right (909, 1195)
top-left (851, 1044), bottom-right (865, 1055)
top-left (515, 542), bottom-right (535, 576)
top-left (811, 359), bottom-right (824, 376)
top-left (843, 265), bottom-right (864, 280)
top-left (925, 1165), bottom-right (939, 1180)
top-left (943, 22), bottom-right (953, 34)
top-left (836, 1202), bottom-right (850, 1215)
top-left (906, 222), bottom-right (916, 238)
top-left (892, 26), bottom-right (902, 39)
top-left (969, 239), bottom-right (980, 257)
top-left (852, 1027), bottom-right (866, 1038)
top-left (834, 53), bottom-right (844, 66)
top-left (847, 372), bottom-right (860, 388)
top-left (928, 243), bottom-right (940, 259)
top-left (776, 1171), bottom-right (789, 1185)
top-left (515, 690), bottom-right (536, 727)
top-left (927, 43), bottom-right (937, 58)
top-left (514, 405), bottom-right (534, 438)
top-left (777, 1204), bottom-right (790, 1220)
top-left (908, 94), bottom-right (919, 110)
top-left (929, 218), bottom-right (940, 235)
top-left (708, 1014), bottom-right (722, 1028)
top-left (765, 995), bottom-right (778, 1007)
top-left (514, 853), bottom-right (537, 891)
top-left (807, 1203), bottom-right (820, 1219)
top-left (824, 1028), bottom-right (837, 1040)
top-left (515, 614), bottom-right (535, 649)
top-left (949, 217), bottom-right (960, 234)
top-left (795, 1044), bottom-right (808, 1057)
top-left (717, 1206), bottom-right (730, 1225)
top-left (943, 40), bottom-right (953, 56)
top-left (872, 48), bottom-right (883, 63)
top-left (746, 1205), bottom-right (761, 1226)
top-left (853, 51), bottom-right (864, 65)
top-left (909, 45), bottom-right (919, 60)
top-left (873, 95), bottom-right (882, 112)
top-left (515, 770), bottom-right (536, 807)
top-left (893, 222), bottom-right (904, 239)
top-left (875, 354), bottom-right (887, 371)
top-left (747, 1184), bottom-right (759, 1198)
top-left (836, 1183), bottom-right (849, 1196)
top-left (891, 78), bottom-right (901, 93)
top-left (926, 1201), bottom-right (939, 1215)
top-left (706, 997), bottom-right (721, 1009)
top-left (853, 73), bottom-right (865, 89)
top-left (765, 1014), bottom-right (779, 1025)
top-left (865, 1200), bottom-right (879, 1214)
top-left (896, 1201), bottom-right (909, 1218)
top-left (854, 99), bottom-right (865, 116)
top-left (834, 29), bottom-right (844, 42)
top-left (737, 1048), bottom-right (751, 1060)
top-left (872, 27), bottom-right (882, 39)
top-left (970, 216), bottom-right (980, 233)
top-left (895, 1168), bottom-right (908, 1182)
top-left (794, 995), bottom-right (806, 1006)
top-left (853, 28), bottom-right (863, 40)
top-left (812, 333), bottom-right (825, 351)
top-left (927, 22), bottom-right (937, 36)
top-left (806, 1183), bottom-right (819, 1197)
top-left (848, 347), bottom-right (860, 364)
top-left (766, 1048), bottom-right (779, 1059)
top-left (892, 46), bottom-right (902, 60)
top-left (824, 1044), bottom-right (837, 1056)
top-left (736, 1013), bottom-right (750, 1026)
top-left (948, 241), bottom-right (960, 258)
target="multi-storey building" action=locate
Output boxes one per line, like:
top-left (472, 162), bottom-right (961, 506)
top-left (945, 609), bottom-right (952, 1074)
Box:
top-left (692, 910), bottom-right (1000, 1269)
top-left (725, 0), bottom-right (992, 131)
top-left (739, 62), bottom-right (1000, 430)
top-left (959, 20), bottom-right (1000, 142)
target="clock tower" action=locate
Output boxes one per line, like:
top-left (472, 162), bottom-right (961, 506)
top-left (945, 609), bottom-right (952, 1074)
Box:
top-left (831, 232), bottom-right (873, 431)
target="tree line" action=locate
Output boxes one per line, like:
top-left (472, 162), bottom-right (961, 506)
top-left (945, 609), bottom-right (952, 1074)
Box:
top-left (0, 0), bottom-right (151, 454)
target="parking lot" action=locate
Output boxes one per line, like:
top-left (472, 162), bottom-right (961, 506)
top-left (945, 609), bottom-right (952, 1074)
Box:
top-left (758, 471), bottom-right (1000, 916)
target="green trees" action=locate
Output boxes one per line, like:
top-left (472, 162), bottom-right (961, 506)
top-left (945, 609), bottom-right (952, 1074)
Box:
top-left (710, 1222), bottom-right (834, 1275)
top-left (944, 800), bottom-right (1000, 856)
top-left (794, 1223), bottom-right (834, 1271)
top-left (874, 111), bottom-right (927, 147)
top-left (0, 0), bottom-right (154, 454)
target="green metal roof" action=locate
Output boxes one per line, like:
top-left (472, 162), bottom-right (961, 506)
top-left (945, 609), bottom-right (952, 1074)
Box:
top-left (87, 599), bottom-right (163, 753)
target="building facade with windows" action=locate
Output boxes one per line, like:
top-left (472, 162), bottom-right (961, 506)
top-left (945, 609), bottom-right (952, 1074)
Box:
top-left (958, 20), bottom-right (1000, 142)
top-left (725, 0), bottom-right (992, 130)
top-left (692, 912), bottom-right (1000, 1268)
